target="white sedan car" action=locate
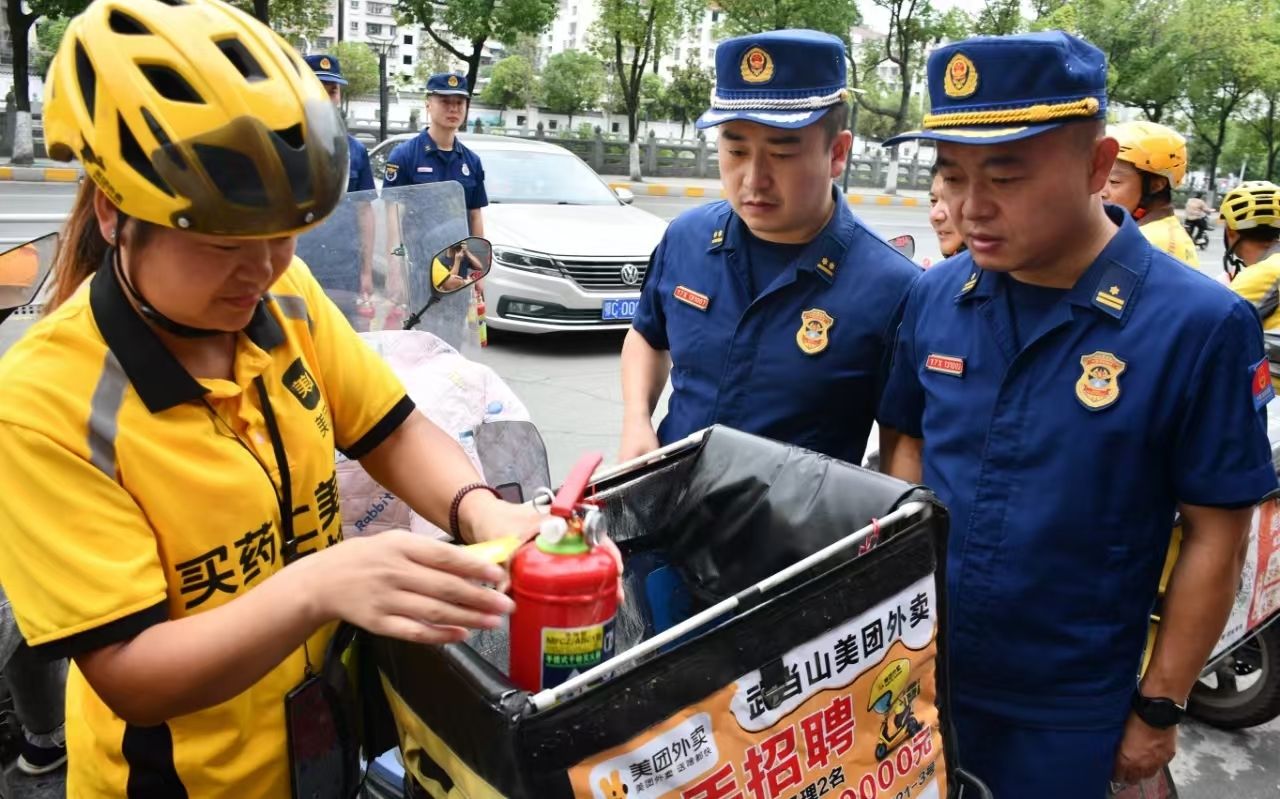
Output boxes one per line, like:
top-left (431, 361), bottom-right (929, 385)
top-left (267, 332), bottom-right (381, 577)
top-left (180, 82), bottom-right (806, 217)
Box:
top-left (371, 133), bottom-right (668, 334)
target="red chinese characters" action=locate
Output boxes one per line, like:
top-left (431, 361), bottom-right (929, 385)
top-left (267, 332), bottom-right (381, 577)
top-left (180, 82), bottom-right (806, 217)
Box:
top-left (799, 695), bottom-right (856, 769)
top-left (743, 727), bottom-right (803, 799)
top-left (682, 763), bottom-right (744, 799)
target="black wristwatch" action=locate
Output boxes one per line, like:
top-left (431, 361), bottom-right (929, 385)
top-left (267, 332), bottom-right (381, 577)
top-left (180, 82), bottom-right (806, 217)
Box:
top-left (1131, 690), bottom-right (1187, 729)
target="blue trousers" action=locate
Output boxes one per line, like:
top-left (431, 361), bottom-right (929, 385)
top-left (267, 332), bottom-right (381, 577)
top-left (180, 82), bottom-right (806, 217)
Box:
top-left (952, 702), bottom-right (1126, 799)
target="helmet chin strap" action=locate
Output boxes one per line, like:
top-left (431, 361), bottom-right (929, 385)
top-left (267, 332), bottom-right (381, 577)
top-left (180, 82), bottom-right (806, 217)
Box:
top-left (1223, 230), bottom-right (1246, 281)
top-left (109, 226), bottom-right (227, 339)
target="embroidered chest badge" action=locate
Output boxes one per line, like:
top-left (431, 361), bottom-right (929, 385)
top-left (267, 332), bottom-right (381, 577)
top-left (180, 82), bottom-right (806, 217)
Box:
top-left (1075, 351), bottom-right (1126, 411)
top-left (462, 164), bottom-right (471, 176)
top-left (797, 309), bottom-right (835, 355)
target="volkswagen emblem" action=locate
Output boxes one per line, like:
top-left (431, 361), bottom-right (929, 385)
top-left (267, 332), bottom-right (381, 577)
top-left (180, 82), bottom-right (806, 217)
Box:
top-left (620, 263), bottom-right (642, 286)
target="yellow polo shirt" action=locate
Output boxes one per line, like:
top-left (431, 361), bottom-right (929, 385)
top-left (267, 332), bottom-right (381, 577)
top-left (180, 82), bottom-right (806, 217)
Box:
top-left (1140, 214), bottom-right (1201, 269)
top-left (0, 257), bottom-right (413, 798)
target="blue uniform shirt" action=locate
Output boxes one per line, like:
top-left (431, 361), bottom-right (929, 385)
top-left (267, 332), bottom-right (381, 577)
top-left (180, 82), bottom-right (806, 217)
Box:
top-left (633, 190), bottom-right (921, 463)
top-left (383, 130), bottom-right (487, 211)
top-left (879, 207), bottom-right (1278, 727)
top-left (347, 134), bottom-right (375, 193)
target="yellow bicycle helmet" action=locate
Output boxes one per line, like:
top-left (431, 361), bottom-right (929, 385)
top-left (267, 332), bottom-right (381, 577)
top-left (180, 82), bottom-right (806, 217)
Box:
top-left (43, 0), bottom-right (348, 238)
top-left (1219, 181), bottom-right (1280, 231)
top-left (1111, 121), bottom-right (1188, 188)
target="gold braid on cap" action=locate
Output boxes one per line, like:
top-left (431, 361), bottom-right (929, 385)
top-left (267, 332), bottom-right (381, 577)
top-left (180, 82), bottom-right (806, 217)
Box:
top-left (923, 97), bottom-right (1100, 129)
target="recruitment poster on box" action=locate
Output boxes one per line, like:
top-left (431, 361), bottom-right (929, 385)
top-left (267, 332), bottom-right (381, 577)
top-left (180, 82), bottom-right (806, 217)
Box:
top-left (1209, 498), bottom-right (1280, 662)
top-left (569, 576), bottom-right (946, 799)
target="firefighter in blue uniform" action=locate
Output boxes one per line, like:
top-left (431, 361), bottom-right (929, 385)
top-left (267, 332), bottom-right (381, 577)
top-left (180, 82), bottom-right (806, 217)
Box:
top-left (383, 72), bottom-right (487, 236)
top-left (303, 54), bottom-right (375, 193)
top-left (619, 30), bottom-right (920, 466)
top-left (878, 32), bottom-right (1278, 797)
top-left (297, 53), bottom-right (377, 325)
top-left (381, 72), bottom-right (487, 332)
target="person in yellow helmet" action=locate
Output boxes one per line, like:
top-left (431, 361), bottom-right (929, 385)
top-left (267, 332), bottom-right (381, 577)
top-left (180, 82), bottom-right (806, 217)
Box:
top-left (0, 1), bottom-right (541, 796)
top-left (1221, 181), bottom-right (1280, 334)
top-left (1100, 121), bottom-right (1201, 268)
top-left (431, 242), bottom-right (486, 293)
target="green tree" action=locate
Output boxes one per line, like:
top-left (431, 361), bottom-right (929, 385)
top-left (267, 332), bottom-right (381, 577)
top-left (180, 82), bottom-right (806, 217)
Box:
top-left (852, 0), bottom-right (968, 191)
top-left (504, 32), bottom-right (544, 71)
top-left (1247, 88), bottom-right (1280, 182)
top-left (664, 54), bottom-right (714, 138)
top-left (591, 0), bottom-right (700, 180)
top-left (6, 0), bottom-right (92, 165)
top-left (481, 55), bottom-right (537, 114)
top-left (231, 0), bottom-right (332, 38)
top-left (540, 51), bottom-right (606, 128)
top-left (1242, 8), bottom-right (1280, 180)
top-left (716, 0), bottom-right (861, 47)
top-left (395, 0), bottom-right (558, 96)
top-left (327, 41), bottom-right (380, 117)
top-left (414, 38), bottom-right (457, 84)
top-left (971, 0), bottom-right (1024, 35)
top-left (640, 71), bottom-right (666, 125)
top-left (32, 16), bottom-right (70, 80)
top-left (1033, 0), bottom-right (1182, 123)
top-left (1176, 0), bottom-right (1271, 194)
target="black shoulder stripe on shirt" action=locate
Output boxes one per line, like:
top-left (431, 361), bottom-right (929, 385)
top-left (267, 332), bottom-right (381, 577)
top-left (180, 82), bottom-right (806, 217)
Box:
top-left (340, 395), bottom-right (416, 461)
top-left (31, 600), bottom-right (168, 660)
top-left (1256, 279), bottom-right (1280, 323)
top-left (124, 722), bottom-right (189, 798)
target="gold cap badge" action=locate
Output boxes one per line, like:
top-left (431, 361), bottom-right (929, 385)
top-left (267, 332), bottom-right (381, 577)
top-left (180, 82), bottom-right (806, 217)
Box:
top-left (797, 309), bottom-right (834, 355)
top-left (447, 75), bottom-right (460, 87)
top-left (944, 53), bottom-right (978, 99)
top-left (1075, 351), bottom-right (1126, 411)
top-left (740, 47), bottom-right (774, 84)
top-left (319, 57), bottom-right (332, 70)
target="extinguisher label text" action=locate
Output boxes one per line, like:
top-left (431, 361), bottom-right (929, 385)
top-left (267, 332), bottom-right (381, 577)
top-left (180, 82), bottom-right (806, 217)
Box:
top-left (542, 618), bottom-right (616, 689)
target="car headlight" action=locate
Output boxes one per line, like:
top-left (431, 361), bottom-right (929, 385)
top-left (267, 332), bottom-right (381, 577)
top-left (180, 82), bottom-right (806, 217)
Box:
top-left (492, 247), bottom-right (562, 278)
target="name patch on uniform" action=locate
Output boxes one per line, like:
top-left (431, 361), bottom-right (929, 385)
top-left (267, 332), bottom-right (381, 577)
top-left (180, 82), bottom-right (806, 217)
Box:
top-left (384, 164), bottom-right (399, 182)
top-left (1075, 351), bottom-right (1126, 411)
top-left (926, 354), bottom-right (964, 377)
top-left (796, 309), bottom-right (834, 355)
top-left (1252, 358), bottom-right (1275, 411)
top-left (674, 286), bottom-right (710, 311)
top-left (417, 166), bottom-right (433, 173)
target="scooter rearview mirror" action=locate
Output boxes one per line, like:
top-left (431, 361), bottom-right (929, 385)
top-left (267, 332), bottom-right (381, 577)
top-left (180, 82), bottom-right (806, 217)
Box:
top-left (887, 234), bottom-right (915, 261)
top-left (430, 236), bottom-right (492, 295)
top-left (0, 232), bottom-right (59, 323)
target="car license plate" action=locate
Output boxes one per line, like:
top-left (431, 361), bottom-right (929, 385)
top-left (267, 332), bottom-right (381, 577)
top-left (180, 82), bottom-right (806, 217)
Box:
top-left (602, 298), bottom-right (639, 321)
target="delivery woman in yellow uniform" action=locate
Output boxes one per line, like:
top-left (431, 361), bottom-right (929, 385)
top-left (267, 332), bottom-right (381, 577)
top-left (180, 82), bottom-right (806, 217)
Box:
top-left (0, 1), bottom-right (537, 796)
top-left (1101, 121), bottom-right (1201, 268)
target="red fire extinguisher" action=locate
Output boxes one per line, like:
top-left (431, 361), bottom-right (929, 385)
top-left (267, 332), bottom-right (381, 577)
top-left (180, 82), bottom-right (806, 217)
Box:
top-left (508, 452), bottom-right (619, 693)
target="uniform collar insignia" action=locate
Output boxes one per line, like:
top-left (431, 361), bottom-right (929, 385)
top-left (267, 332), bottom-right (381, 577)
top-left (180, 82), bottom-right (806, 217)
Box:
top-left (1090, 262), bottom-right (1139, 321)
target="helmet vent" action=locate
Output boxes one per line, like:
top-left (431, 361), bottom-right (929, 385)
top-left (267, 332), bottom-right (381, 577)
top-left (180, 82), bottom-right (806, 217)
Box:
top-left (73, 39), bottom-right (97, 123)
top-left (270, 127), bottom-right (314, 205)
top-left (278, 44), bottom-right (302, 75)
top-left (216, 38), bottom-right (268, 82)
top-left (141, 66), bottom-right (205, 104)
top-left (109, 11), bottom-right (151, 34)
top-left (274, 124), bottom-right (305, 151)
top-left (140, 106), bottom-right (188, 172)
top-left (118, 114), bottom-right (175, 197)
top-left (193, 145), bottom-right (268, 208)
top-left (153, 0), bottom-right (189, 6)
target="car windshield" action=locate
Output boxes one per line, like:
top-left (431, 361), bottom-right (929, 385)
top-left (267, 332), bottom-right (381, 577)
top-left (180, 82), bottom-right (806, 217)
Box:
top-left (477, 148), bottom-right (621, 206)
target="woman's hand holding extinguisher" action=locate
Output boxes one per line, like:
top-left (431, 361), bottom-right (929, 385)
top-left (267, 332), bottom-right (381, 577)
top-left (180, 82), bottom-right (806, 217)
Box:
top-left (294, 530), bottom-right (517, 646)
